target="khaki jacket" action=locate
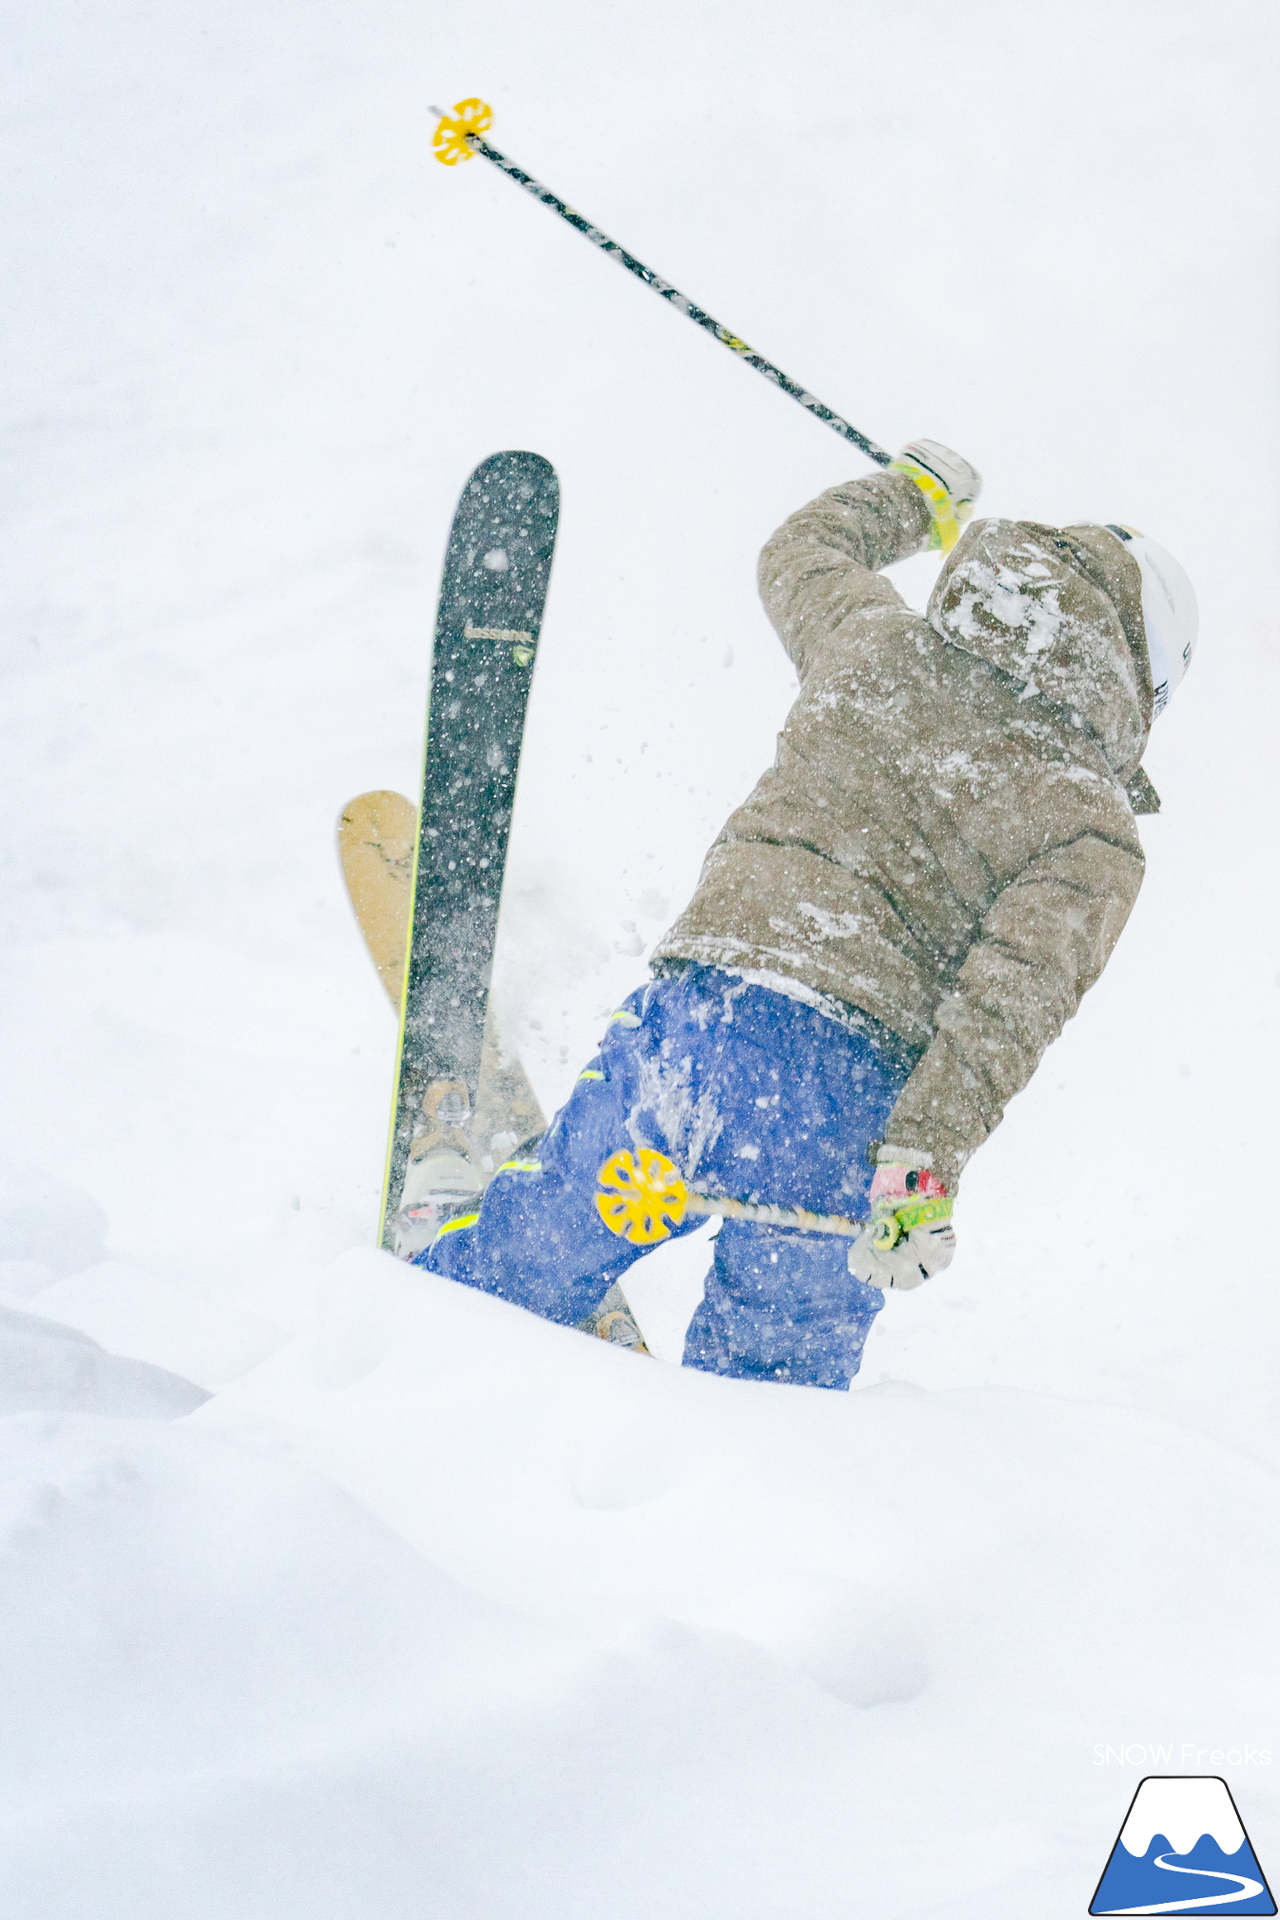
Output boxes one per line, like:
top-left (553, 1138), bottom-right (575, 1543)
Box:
top-left (652, 471), bottom-right (1153, 1190)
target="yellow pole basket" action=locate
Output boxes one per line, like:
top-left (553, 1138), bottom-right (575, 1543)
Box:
top-left (594, 1148), bottom-right (689, 1246)
top-left (432, 98), bottom-right (493, 166)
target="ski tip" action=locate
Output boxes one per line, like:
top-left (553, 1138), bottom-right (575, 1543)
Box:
top-left (337, 790), bottom-right (416, 845)
top-left (462, 450), bottom-right (559, 511)
top-left (470, 448), bottom-right (556, 473)
top-left (337, 792), bottom-right (416, 1012)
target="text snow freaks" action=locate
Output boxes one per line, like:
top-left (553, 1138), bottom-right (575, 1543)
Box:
top-left (1094, 1745), bottom-right (1272, 1768)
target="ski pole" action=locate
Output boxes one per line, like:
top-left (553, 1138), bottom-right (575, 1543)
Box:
top-left (592, 1147), bottom-right (869, 1247)
top-left (431, 98), bottom-right (893, 468)
top-left (494, 1145), bottom-right (955, 1246)
top-left (682, 1191), bottom-right (866, 1238)
top-left (588, 1147), bottom-right (951, 1247)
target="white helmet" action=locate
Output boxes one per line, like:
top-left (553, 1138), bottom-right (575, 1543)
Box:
top-left (1103, 525), bottom-right (1199, 717)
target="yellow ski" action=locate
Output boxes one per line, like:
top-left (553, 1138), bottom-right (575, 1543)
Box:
top-left (337, 789), bottom-right (547, 1165)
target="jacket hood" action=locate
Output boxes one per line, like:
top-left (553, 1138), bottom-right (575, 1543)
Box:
top-left (927, 517), bottom-right (1154, 782)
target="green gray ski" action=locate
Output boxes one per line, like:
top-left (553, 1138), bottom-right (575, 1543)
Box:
top-left (380, 450), bottom-right (557, 1253)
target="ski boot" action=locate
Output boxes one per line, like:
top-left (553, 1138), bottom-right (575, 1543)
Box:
top-left (391, 1147), bottom-right (484, 1259)
top-left (576, 1282), bottom-right (650, 1354)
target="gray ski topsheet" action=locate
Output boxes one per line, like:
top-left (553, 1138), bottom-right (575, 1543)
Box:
top-left (379, 451), bottom-right (558, 1248)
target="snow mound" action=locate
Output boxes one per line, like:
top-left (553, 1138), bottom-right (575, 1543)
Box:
top-left (0, 1161), bottom-right (108, 1280)
top-left (0, 1404), bottom-right (579, 1918)
top-left (1, 1256), bottom-right (1279, 1913)
top-left (18, 1260), bottom-right (283, 1389)
top-left (0, 1304), bottom-right (207, 1419)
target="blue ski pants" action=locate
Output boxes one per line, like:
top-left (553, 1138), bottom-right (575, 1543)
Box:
top-left (418, 965), bottom-right (917, 1390)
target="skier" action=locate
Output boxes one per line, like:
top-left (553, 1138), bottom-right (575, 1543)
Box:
top-left (414, 442), bottom-right (1198, 1389)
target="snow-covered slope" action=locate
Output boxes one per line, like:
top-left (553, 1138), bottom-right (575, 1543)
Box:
top-left (1, 2), bottom-right (1278, 1913)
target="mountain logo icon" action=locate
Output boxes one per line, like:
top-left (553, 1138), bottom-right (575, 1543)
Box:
top-left (1091, 1776), bottom-right (1275, 1915)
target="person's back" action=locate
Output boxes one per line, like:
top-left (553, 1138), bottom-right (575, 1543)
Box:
top-left (655, 465), bottom-right (1153, 1192)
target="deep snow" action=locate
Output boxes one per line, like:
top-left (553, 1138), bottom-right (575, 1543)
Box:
top-left (1, 2), bottom-right (1278, 1914)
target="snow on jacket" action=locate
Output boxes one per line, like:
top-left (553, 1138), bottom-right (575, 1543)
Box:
top-left (652, 470), bottom-right (1154, 1191)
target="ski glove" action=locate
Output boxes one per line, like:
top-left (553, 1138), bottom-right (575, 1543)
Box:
top-left (890, 439), bottom-right (982, 554)
top-left (848, 1147), bottom-right (956, 1291)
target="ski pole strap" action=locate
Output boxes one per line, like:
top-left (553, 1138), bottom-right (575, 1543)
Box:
top-left (432, 100), bottom-right (892, 469)
top-left (869, 1193), bottom-right (953, 1251)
